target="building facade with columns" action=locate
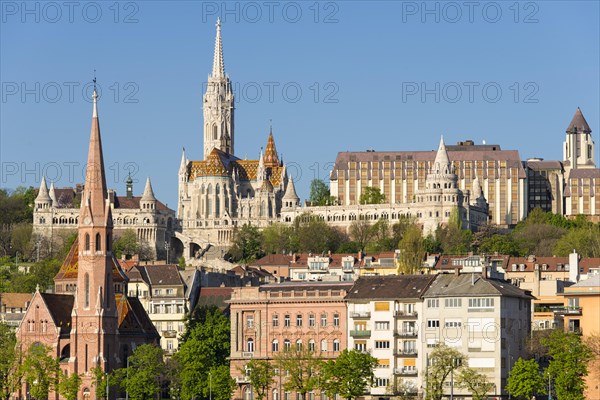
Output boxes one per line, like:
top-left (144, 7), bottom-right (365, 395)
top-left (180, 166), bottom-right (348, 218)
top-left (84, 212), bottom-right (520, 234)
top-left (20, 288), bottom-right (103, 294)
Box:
top-left (176, 19), bottom-right (292, 260)
top-left (32, 175), bottom-right (176, 261)
top-left (281, 137), bottom-right (490, 235)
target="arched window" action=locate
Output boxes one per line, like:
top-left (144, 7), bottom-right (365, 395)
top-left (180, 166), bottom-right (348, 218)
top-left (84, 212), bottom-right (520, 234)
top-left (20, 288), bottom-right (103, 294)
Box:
top-left (308, 339), bottom-right (315, 352)
top-left (333, 339), bottom-right (340, 352)
top-left (273, 389), bottom-right (279, 400)
top-left (213, 124), bottom-right (218, 140)
top-left (296, 339), bottom-right (302, 351)
top-left (272, 339), bottom-right (279, 352)
top-left (284, 339), bottom-right (291, 351)
top-left (95, 233), bottom-right (101, 252)
top-left (246, 338), bottom-right (254, 352)
top-left (84, 233), bottom-right (90, 251)
top-left (84, 273), bottom-right (90, 308)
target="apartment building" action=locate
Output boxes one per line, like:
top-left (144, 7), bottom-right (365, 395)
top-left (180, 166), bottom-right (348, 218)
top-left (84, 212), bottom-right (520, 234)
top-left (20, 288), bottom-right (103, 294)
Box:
top-left (345, 275), bottom-right (437, 397)
top-left (421, 270), bottom-right (533, 398)
top-left (228, 282), bottom-right (352, 400)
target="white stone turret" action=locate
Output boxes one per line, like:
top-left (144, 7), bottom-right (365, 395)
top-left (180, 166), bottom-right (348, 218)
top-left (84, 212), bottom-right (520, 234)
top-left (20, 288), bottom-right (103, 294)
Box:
top-left (282, 176), bottom-right (300, 209)
top-left (141, 177), bottom-right (157, 210)
top-left (203, 18), bottom-right (235, 158)
top-left (35, 176), bottom-right (52, 209)
top-left (257, 150), bottom-right (265, 187)
top-left (49, 181), bottom-right (57, 206)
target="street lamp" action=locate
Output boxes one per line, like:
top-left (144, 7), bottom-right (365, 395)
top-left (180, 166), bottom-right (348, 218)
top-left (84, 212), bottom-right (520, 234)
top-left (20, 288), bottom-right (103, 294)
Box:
top-left (165, 241), bottom-right (171, 264)
top-left (209, 371), bottom-right (212, 400)
top-left (547, 371), bottom-right (552, 400)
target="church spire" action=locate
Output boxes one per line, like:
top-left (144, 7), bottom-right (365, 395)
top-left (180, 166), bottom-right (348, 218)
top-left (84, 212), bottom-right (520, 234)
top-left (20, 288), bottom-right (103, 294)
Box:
top-left (35, 176), bottom-right (51, 206)
top-left (212, 18), bottom-right (225, 78)
top-left (264, 126), bottom-right (279, 168)
top-left (80, 86), bottom-right (108, 225)
top-left (431, 135), bottom-right (452, 175)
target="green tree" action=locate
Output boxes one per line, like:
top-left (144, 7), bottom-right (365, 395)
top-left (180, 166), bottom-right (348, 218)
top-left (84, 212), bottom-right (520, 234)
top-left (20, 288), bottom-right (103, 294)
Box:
top-left (369, 220), bottom-right (396, 252)
top-left (229, 224), bottom-right (264, 263)
top-left (543, 330), bottom-right (593, 400)
top-left (275, 348), bottom-right (321, 400)
top-left (57, 371), bottom-right (82, 400)
top-left (207, 364), bottom-right (235, 400)
top-left (348, 219), bottom-right (372, 251)
top-left (359, 187), bottom-right (385, 205)
top-left (262, 223), bottom-right (296, 255)
top-left (243, 359), bottom-right (275, 400)
top-left (91, 366), bottom-right (112, 400)
top-left (309, 179), bottom-right (335, 206)
top-left (113, 229), bottom-right (140, 259)
top-left (514, 223), bottom-right (567, 256)
top-left (320, 349), bottom-right (377, 400)
top-left (112, 344), bottom-right (165, 400)
top-left (176, 306), bottom-right (231, 400)
top-left (553, 225), bottom-right (600, 257)
top-left (425, 344), bottom-right (466, 400)
top-left (0, 322), bottom-right (18, 400)
top-left (506, 358), bottom-right (546, 400)
top-left (397, 224), bottom-right (425, 274)
top-left (456, 367), bottom-right (494, 400)
top-left (478, 234), bottom-right (520, 256)
top-left (20, 343), bottom-right (59, 400)
top-left (294, 214), bottom-right (344, 254)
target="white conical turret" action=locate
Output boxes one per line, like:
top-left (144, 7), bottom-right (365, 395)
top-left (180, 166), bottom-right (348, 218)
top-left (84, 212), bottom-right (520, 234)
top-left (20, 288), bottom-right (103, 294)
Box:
top-left (179, 147), bottom-right (188, 173)
top-left (431, 136), bottom-right (452, 175)
top-left (257, 150), bottom-right (265, 186)
top-left (282, 176), bottom-right (300, 209)
top-left (35, 176), bottom-right (52, 209)
top-left (141, 177), bottom-right (157, 211)
top-left (49, 181), bottom-right (58, 206)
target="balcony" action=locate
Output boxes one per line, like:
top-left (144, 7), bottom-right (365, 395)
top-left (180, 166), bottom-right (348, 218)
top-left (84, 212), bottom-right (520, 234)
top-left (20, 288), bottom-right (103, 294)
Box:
top-left (162, 330), bottom-right (177, 338)
top-left (394, 310), bottom-right (418, 318)
top-left (236, 376), bottom-right (250, 384)
top-left (394, 349), bottom-right (418, 357)
top-left (241, 352), bottom-right (254, 358)
top-left (552, 306), bottom-right (582, 315)
top-left (350, 330), bottom-right (371, 338)
top-left (350, 311), bottom-right (371, 319)
top-left (394, 367), bottom-right (418, 376)
top-left (394, 330), bottom-right (417, 338)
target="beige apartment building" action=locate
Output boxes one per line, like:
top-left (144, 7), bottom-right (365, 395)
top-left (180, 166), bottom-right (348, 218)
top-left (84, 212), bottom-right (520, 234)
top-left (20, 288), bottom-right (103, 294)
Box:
top-left (228, 282), bottom-right (352, 400)
top-left (421, 270), bottom-right (533, 399)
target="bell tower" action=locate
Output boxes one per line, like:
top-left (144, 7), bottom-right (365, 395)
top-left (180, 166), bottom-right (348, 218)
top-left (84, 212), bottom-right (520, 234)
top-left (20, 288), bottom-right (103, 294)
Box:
top-left (203, 18), bottom-right (235, 158)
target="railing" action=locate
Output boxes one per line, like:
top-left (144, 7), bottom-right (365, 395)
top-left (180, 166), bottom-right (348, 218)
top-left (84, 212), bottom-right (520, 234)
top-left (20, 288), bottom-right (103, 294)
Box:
top-left (394, 368), bottom-right (418, 376)
top-left (394, 349), bottom-right (418, 356)
top-left (552, 306), bottom-right (582, 315)
top-left (394, 330), bottom-right (417, 337)
top-left (350, 330), bottom-right (371, 338)
top-left (394, 310), bottom-right (418, 318)
top-left (162, 330), bottom-right (177, 338)
top-left (350, 311), bottom-right (371, 318)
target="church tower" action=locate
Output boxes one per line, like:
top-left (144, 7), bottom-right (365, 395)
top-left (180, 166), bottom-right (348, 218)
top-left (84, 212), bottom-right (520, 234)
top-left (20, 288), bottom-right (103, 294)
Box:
top-left (71, 86), bottom-right (118, 396)
top-left (563, 107), bottom-right (595, 174)
top-left (203, 18), bottom-right (235, 158)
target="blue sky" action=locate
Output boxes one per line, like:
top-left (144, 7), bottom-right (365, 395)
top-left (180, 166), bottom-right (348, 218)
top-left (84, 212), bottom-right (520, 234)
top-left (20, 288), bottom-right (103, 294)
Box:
top-left (1, 1), bottom-right (599, 209)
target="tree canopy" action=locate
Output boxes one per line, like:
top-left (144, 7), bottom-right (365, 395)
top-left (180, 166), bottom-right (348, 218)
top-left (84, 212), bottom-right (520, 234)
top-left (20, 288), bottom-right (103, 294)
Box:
top-left (506, 358), bottom-right (546, 400)
top-left (320, 349), bottom-right (377, 400)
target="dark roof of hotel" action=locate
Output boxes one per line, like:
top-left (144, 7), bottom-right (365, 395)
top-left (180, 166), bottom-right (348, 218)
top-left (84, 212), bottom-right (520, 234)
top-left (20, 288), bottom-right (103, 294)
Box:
top-left (345, 275), bottom-right (437, 300)
top-left (423, 273), bottom-right (533, 299)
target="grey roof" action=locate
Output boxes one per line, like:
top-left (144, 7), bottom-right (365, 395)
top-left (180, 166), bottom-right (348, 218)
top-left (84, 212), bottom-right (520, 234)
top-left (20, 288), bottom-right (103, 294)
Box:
top-left (568, 169), bottom-right (600, 179)
top-left (258, 281), bottom-right (352, 292)
top-left (566, 107), bottom-right (592, 133)
top-left (423, 273), bottom-right (532, 299)
top-left (571, 274), bottom-right (600, 288)
top-left (345, 275), bottom-right (437, 300)
top-left (143, 264), bottom-right (184, 286)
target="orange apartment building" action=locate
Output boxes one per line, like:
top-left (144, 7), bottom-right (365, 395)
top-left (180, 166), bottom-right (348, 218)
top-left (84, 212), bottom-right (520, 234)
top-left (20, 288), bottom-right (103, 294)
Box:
top-left (228, 282), bottom-right (352, 400)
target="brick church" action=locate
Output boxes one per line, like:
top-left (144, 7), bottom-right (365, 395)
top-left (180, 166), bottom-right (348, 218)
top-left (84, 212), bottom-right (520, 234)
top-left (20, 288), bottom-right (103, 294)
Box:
top-left (15, 86), bottom-right (159, 399)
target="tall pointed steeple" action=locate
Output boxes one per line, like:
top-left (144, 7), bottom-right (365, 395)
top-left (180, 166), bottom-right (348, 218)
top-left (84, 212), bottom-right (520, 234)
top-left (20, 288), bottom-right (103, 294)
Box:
top-left (431, 135), bottom-right (451, 174)
top-left (257, 149), bottom-right (265, 186)
top-left (212, 17), bottom-right (225, 78)
top-left (282, 176), bottom-right (300, 209)
top-left (563, 107), bottom-right (596, 172)
top-left (203, 18), bottom-right (235, 158)
top-left (36, 176), bottom-right (51, 203)
top-left (141, 177), bottom-right (157, 201)
top-left (179, 147), bottom-right (188, 173)
top-left (264, 127), bottom-right (279, 168)
top-left (49, 181), bottom-right (57, 206)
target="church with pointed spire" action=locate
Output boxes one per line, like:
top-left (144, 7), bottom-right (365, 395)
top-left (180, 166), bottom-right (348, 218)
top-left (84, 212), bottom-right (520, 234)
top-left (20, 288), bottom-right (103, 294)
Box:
top-left (177, 19), bottom-right (291, 260)
top-left (16, 86), bottom-right (159, 400)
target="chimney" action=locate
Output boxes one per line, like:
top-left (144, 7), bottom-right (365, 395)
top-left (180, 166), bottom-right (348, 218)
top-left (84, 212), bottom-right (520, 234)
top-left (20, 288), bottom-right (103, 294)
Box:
top-left (292, 253), bottom-right (296, 264)
top-left (358, 251), bottom-right (362, 261)
top-left (569, 249), bottom-right (580, 283)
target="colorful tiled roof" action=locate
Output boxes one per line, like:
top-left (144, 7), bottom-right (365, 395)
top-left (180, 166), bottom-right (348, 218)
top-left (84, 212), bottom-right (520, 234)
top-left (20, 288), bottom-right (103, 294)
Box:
top-left (264, 131), bottom-right (279, 167)
top-left (54, 238), bottom-right (128, 282)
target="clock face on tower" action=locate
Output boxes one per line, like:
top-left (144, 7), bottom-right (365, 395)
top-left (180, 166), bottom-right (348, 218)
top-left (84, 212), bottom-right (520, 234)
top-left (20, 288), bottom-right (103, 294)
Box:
top-left (84, 217), bottom-right (91, 225)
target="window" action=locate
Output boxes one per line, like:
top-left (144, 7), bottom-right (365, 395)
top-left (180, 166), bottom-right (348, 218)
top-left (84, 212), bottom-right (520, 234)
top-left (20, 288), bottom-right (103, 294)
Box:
top-left (308, 340), bottom-right (315, 352)
top-left (284, 340), bottom-right (291, 351)
top-left (333, 339), bottom-right (340, 352)
top-left (246, 338), bottom-right (254, 352)
top-left (320, 313), bottom-right (327, 327)
top-left (333, 313), bottom-right (340, 327)
top-left (445, 298), bottom-right (462, 308)
top-left (354, 341), bottom-right (367, 352)
top-left (166, 288), bottom-right (174, 295)
top-left (427, 299), bottom-right (439, 308)
top-left (321, 340), bottom-right (328, 352)
top-left (374, 302), bottom-right (390, 311)
top-left (272, 340), bottom-right (279, 352)
top-left (308, 314), bottom-right (315, 327)
top-left (374, 378), bottom-right (389, 387)
top-left (84, 273), bottom-right (90, 308)
top-left (95, 233), bottom-right (101, 251)
top-left (427, 319), bottom-right (440, 328)
top-left (468, 298), bottom-right (495, 309)
top-left (296, 314), bottom-right (303, 327)
top-left (284, 314), bottom-right (291, 327)
top-left (375, 340), bottom-right (390, 349)
top-left (445, 320), bottom-right (462, 328)
top-left (247, 315), bottom-right (254, 328)
top-left (273, 390), bottom-right (279, 400)
top-left (375, 321), bottom-right (389, 330)
top-left (84, 233), bottom-right (90, 251)
top-left (272, 314), bottom-right (279, 327)
top-left (296, 339), bottom-right (302, 351)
